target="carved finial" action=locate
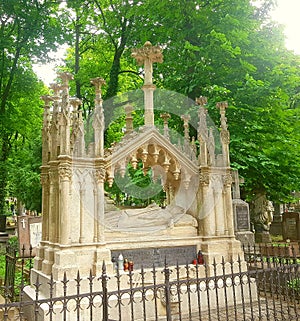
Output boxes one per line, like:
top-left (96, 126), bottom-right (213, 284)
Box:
top-left (217, 101), bottom-right (230, 166)
top-left (160, 113), bottom-right (170, 139)
top-left (69, 97), bottom-right (82, 111)
top-left (196, 96), bottom-right (207, 106)
top-left (181, 114), bottom-right (191, 142)
top-left (216, 101), bottom-right (228, 131)
top-left (58, 72), bottom-right (73, 86)
top-left (131, 41), bottom-right (163, 86)
top-left (49, 83), bottom-right (61, 96)
top-left (91, 77), bottom-right (106, 98)
top-left (40, 95), bottom-right (53, 106)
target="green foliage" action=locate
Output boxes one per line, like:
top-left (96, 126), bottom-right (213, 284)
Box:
top-left (107, 162), bottom-right (165, 207)
top-left (1, 0), bottom-right (300, 214)
top-left (58, 0), bottom-right (300, 206)
top-left (0, 0), bottom-right (63, 214)
top-left (287, 278), bottom-right (300, 294)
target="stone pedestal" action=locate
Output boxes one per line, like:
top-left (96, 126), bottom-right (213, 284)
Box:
top-left (255, 231), bottom-right (272, 243)
top-left (269, 214), bottom-right (283, 236)
top-left (201, 237), bottom-right (245, 265)
top-left (235, 231), bottom-right (255, 247)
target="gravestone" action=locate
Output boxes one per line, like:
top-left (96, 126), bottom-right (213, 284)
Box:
top-left (17, 215), bottom-right (42, 257)
top-left (269, 203), bottom-right (283, 236)
top-left (282, 212), bottom-right (300, 241)
top-left (231, 170), bottom-right (254, 246)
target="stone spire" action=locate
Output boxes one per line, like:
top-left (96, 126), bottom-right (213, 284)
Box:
top-left (132, 41), bottom-right (163, 126)
top-left (40, 95), bottom-right (53, 165)
top-left (196, 96), bottom-right (208, 166)
top-left (49, 83), bottom-right (61, 160)
top-left (57, 72), bottom-right (73, 155)
top-left (216, 101), bottom-right (230, 166)
top-left (91, 77), bottom-right (106, 157)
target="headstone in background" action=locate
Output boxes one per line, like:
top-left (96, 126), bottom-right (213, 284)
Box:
top-left (282, 212), bottom-right (300, 241)
top-left (232, 170), bottom-right (254, 247)
top-left (17, 215), bottom-right (42, 257)
top-left (269, 203), bottom-right (283, 236)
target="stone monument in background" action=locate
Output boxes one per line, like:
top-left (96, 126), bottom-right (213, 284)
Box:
top-left (251, 193), bottom-right (274, 243)
top-left (232, 170), bottom-right (254, 247)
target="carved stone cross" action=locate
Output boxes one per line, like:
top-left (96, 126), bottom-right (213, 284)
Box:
top-left (21, 218), bottom-right (26, 229)
top-left (132, 42), bottom-right (163, 126)
top-left (131, 41), bottom-right (163, 86)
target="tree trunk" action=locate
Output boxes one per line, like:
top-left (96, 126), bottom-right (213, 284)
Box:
top-left (0, 134), bottom-right (10, 216)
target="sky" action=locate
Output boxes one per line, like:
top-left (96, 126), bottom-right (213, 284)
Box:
top-left (271, 0), bottom-right (300, 54)
top-left (33, 0), bottom-right (300, 85)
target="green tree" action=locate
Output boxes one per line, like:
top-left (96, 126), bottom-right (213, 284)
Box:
top-left (60, 0), bottom-right (300, 206)
top-left (0, 0), bottom-right (63, 215)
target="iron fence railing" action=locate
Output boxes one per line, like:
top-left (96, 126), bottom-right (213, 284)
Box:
top-left (0, 243), bottom-right (299, 321)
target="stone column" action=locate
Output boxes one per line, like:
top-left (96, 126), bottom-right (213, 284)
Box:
top-left (40, 171), bottom-right (50, 241)
top-left (95, 164), bottom-right (106, 243)
top-left (199, 172), bottom-right (216, 236)
top-left (223, 173), bottom-right (235, 236)
top-left (58, 162), bottom-right (72, 245)
top-left (91, 77), bottom-right (106, 157)
top-left (34, 171), bottom-right (49, 271)
top-left (160, 113), bottom-right (170, 139)
top-left (214, 177), bottom-right (225, 236)
top-left (132, 41), bottom-right (163, 126)
top-left (79, 182), bottom-right (86, 243)
top-left (48, 168), bottom-right (58, 243)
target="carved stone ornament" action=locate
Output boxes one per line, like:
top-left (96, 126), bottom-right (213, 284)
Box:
top-left (222, 173), bottom-right (232, 187)
top-left (95, 167), bottom-right (106, 184)
top-left (40, 173), bottom-right (49, 186)
top-left (199, 173), bottom-right (210, 185)
top-left (220, 130), bottom-right (230, 144)
top-left (58, 165), bottom-right (72, 181)
top-left (49, 170), bottom-right (58, 183)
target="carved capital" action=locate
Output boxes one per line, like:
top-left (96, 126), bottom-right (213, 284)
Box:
top-left (95, 167), bottom-right (106, 184)
top-left (58, 165), bottom-right (72, 181)
top-left (49, 169), bottom-right (58, 183)
top-left (40, 173), bottom-right (49, 186)
top-left (199, 173), bottom-right (210, 185)
top-left (222, 173), bottom-right (232, 187)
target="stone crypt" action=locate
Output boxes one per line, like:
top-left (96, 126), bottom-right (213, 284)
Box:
top-left (30, 42), bottom-right (244, 298)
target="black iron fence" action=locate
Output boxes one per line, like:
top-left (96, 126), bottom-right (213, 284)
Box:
top-left (0, 243), bottom-right (299, 321)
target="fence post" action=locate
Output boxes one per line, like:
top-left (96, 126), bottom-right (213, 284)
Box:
top-left (101, 261), bottom-right (109, 321)
top-left (163, 259), bottom-right (172, 321)
top-left (5, 244), bottom-right (17, 301)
